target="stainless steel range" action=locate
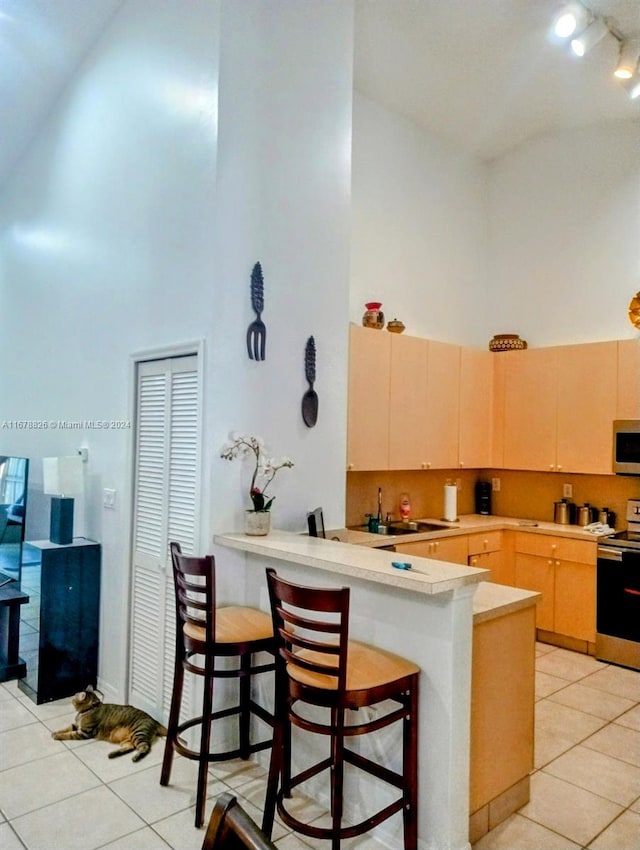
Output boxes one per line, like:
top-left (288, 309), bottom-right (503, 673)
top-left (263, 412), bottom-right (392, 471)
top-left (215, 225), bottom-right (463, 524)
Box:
top-left (596, 499), bottom-right (640, 670)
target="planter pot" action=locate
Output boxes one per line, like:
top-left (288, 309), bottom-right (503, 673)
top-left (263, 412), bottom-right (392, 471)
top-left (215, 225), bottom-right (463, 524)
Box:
top-left (245, 510), bottom-right (271, 536)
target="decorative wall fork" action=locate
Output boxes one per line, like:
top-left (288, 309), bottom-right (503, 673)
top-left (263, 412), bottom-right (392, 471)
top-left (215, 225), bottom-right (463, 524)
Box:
top-left (247, 262), bottom-right (266, 361)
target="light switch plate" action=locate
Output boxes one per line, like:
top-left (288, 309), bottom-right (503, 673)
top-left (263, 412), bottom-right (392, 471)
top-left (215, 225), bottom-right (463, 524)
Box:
top-left (492, 478), bottom-right (501, 492)
top-left (563, 483), bottom-right (573, 499)
top-left (103, 488), bottom-right (116, 509)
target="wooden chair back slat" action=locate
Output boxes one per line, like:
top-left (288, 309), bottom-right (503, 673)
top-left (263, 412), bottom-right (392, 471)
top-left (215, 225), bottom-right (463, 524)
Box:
top-left (266, 568), bottom-right (349, 693)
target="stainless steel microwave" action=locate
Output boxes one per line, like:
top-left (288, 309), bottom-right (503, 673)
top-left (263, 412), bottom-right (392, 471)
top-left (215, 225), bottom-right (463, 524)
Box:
top-left (613, 420), bottom-right (640, 475)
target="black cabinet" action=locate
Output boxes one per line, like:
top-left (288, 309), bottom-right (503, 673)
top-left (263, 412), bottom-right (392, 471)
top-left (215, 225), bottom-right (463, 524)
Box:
top-left (18, 539), bottom-right (101, 704)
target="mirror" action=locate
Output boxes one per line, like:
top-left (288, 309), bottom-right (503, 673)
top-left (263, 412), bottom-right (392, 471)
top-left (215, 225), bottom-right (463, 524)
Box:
top-left (0, 456), bottom-right (29, 587)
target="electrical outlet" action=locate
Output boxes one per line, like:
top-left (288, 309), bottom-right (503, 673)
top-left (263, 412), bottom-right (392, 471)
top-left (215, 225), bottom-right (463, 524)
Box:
top-left (563, 483), bottom-right (573, 499)
top-left (492, 477), bottom-right (501, 492)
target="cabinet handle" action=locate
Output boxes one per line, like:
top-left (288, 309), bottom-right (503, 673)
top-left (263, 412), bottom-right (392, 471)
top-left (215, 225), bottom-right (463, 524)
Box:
top-left (421, 462), bottom-right (426, 469)
top-left (551, 543), bottom-right (557, 551)
top-left (470, 556), bottom-right (478, 565)
top-left (348, 464), bottom-right (354, 470)
top-left (427, 462), bottom-right (432, 469)
top-left (549, 464), bottom-right (555, 470)
top-left (483, 538), bottom-right (489, 549)
top-left (557, 465), bottom-right (562, 471)
top-left (548, 559), bottom-right (553, 565)
top-left (459, 461), bottom-right (464, 467)
top-left (434, 542), bottom-right (439, 552)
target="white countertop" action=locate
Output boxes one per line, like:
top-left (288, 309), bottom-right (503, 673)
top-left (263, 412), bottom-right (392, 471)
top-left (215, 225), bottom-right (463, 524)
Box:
top-left (327, 513), bottom-right (612, 547)
top-left (214, 529), bottom-right (489, 595)
top-left (473, 581), bottom-right (539, 624)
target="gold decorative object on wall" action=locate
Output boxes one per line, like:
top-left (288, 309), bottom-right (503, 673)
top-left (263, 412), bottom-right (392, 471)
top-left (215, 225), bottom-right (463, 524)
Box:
top-left (628, 292), bottom-right (640, 329)
top-left (488, 334), bottom-right (528, 352)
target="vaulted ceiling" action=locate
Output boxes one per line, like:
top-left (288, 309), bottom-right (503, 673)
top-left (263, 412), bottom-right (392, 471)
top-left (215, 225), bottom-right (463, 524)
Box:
top-left (354, 0), bottom-right (640, 160)
top-left (0, 0), bottom-right (638, 193)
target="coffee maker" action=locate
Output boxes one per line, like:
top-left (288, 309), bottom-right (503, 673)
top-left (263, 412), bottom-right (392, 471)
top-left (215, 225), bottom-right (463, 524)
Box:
top-left (475, 480), bottom-right (492, 515)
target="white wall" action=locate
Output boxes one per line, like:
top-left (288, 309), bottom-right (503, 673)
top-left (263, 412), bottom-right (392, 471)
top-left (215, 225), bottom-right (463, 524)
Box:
top-left (351, 92), bottom-right (491, 346)
top-left (0, 0), bottom-right (354, 699)
top-left (351, 97), bottom-right (640, 349)
top-left (488, 120), bottom-right (640, 346)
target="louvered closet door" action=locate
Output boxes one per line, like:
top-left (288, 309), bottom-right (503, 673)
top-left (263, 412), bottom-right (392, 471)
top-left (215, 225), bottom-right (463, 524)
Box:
top-left (129, 355), bottom-right (200, 722)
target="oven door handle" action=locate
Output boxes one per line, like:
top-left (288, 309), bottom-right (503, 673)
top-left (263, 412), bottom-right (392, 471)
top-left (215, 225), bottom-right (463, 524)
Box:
top-left (624, 587), bottom-right (640, 596)
top-left (598, 547), bottom-right (623, 561)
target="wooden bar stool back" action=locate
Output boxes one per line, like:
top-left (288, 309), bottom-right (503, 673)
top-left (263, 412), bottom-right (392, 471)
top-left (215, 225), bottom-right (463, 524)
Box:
top-left (262, 567), bottom-right (419, 849)
top-left (202, 793), bottom-right (277, 850)
top-left (160, 542), bottom-right (275, 827)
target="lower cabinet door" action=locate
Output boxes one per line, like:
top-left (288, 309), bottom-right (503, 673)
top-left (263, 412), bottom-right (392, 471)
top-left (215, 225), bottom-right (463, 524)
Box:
top-left (554, 560), bottom-right (596, 643)
top-left (514, 553), bottom-right (554, 632)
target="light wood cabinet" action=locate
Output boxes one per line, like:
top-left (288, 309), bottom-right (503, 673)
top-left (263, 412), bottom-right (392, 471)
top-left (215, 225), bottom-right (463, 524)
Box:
top-left (348, 327), bottom-right (636, 475)
top-left (500, 341), bottom-right (619, 474)
top-left (425, 340), bottom-right (460, 469)
top-left (395, 535), bottom-right (469, 565)
top-left (513, 532), bottom-right (596, 642)
top-left (459, 347), bottom-right (493, 469)
top-left (617, 339), bottom-right (640, 419)
top-left (349, 326), bottom-right (464, 471)
top-left (389, 334), bottom-right (429, 469)
top-left (388, 335), bottom-right (462, 470)
top-left (468, 531), bottom-right (503, 580)
top-left (470, 605), bottom-right (535, 833)
top-left (502, 348), bottom-right (558, 471)
top-left (514, 553), bottom-right (555, 631)
top-left (556, 341), bottom-right (618, 474)
top-left (554, 559), bottom-right (596, 643)
top-left (347, 326), bottom-right (390, 471)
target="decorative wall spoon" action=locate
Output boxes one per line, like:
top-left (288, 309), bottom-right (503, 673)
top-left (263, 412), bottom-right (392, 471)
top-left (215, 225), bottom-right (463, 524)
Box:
top-left (301, 336), bottom-right (318, 427)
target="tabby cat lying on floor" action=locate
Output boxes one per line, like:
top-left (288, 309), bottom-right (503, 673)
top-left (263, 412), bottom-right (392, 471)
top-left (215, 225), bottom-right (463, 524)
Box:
top-left (52, 685), bottom-right (167, 762)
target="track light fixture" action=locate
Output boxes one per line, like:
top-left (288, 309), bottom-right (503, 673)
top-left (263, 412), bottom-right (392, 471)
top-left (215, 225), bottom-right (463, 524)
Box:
top-left (553, 2), bottom-right (590, 39)
top-left (614, 39), bottom-right (640, 80)
top-left (570, 17), bottom-right (609, 57)
top-left (551, 2), bottom-right (640, 100)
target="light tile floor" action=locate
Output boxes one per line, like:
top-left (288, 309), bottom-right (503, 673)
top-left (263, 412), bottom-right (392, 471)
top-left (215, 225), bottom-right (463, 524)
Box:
top-left (0, 644), bottom-right (638, 850)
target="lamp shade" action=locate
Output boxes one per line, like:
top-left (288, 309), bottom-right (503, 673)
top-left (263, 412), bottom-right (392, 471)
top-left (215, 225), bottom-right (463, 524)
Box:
top-left (43, 456), bottom-right (84, 496)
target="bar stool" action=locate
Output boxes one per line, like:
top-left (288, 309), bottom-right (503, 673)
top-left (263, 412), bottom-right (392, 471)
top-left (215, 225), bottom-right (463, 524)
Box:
top-left (160, 542), bottom-right (275, 827)
top-left (262, 567), bottom-right (420, 849)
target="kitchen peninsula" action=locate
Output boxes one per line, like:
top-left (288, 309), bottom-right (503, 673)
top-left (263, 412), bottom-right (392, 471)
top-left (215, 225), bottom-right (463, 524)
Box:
top-left (214, 529), bottom-right (538, 850)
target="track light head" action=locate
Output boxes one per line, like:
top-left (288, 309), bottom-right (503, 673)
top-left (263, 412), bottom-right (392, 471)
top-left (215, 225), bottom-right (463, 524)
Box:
top-left (570, 17), bottom-right (609, 57)
top-left (614, 39), bottom-right (640, 80)
top-left (553, 2), bottom-right (590, 39)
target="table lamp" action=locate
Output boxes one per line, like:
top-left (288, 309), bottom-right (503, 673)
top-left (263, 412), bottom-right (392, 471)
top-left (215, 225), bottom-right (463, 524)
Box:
top-left (43, 456), bottom-right (84, 545)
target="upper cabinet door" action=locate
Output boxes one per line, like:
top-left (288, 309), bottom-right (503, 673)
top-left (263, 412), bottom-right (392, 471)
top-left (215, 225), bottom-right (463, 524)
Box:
top-left (556, 341), bottom-right (618, 474)
top-left (424, 340), bottom-right (461, 469)
top-left (389, 334), bottom-right (429, 469)
top-left (502, 348), bottom-right (559, 471)
top-left (460, 347), bottom-right (493, 469)
top-left (347, 325), bottom-right (391, 471)
top-left (617, 339), bottom-right (640, 420)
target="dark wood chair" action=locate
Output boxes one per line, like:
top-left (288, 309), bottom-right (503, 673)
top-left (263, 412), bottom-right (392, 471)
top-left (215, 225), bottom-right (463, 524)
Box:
top-left (262, 567), bottom-right (420, 849)
top-left (160, 543), bottom-right (275, 827)
top-left (202, 792), bottom-right (277, 850)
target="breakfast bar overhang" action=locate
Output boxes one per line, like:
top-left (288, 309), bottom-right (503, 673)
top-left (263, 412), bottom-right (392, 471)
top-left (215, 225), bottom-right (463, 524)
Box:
top-left (214, 530), bottom-right (490, 850)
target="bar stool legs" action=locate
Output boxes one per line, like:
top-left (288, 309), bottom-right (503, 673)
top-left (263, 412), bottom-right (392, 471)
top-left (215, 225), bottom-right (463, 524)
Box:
top-left (160, 543), bottom-right (275, 828)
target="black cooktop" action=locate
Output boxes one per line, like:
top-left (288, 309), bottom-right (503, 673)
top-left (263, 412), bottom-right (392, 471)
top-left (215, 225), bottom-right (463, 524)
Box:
top-left (599, 530), bottom-right (640, 550)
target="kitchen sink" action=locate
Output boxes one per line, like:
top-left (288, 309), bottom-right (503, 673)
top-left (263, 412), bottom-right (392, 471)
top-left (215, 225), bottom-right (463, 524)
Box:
top-left (349, 520), bottom-right (455, 536)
